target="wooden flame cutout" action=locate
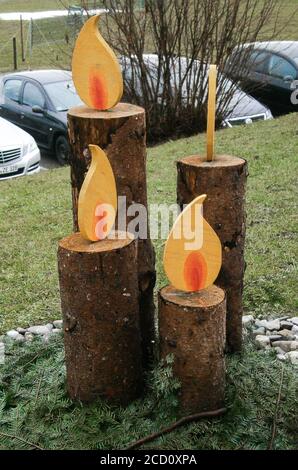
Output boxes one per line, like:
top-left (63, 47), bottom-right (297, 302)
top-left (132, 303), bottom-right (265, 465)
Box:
top-left (72, 14), bottom-right (123, 110)
top-left (163, 195), bottom-right (222, 292)
top-left (78, 145), bottom-right (117, 242)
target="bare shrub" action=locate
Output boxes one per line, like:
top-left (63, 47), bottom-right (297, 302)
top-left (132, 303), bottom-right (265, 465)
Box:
top-left (97, 0), bottom-right (281, 141)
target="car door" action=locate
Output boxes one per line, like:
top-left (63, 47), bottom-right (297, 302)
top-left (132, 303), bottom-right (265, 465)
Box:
top-left (19, 80), bottom-right (52, 149)
top-left (267, 53), bottom-right (298, 111)
top-left (0, 78), bottom-right (24, 127)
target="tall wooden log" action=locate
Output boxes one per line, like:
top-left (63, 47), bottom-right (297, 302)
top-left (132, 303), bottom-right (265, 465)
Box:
top-left (159, 285), bottom-right (226, 414)
top-left (58, 231), bottom-right (143, 404)
top-left (177, 154), bottom-right (248, 352)
top-left (67, 103), bottom-right (156, 368)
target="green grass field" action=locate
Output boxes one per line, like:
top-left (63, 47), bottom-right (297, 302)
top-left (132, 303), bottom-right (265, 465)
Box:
top-left (0, 0), bottom-right (68, 12)
top-left (0, 114), bottom-right (297, 450)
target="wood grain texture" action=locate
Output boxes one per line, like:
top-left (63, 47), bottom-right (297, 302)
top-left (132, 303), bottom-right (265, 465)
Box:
top-left (78, 144), bottom-right (117, 241)
top-left (72, 14), bottom-right (123, 110)
top-left (67, 103), bottom-right (156, 369)
top-left (206, 65), bottom-right (217, 161)
top-left (177, 154), bottom-right (247, 352)
top-left (159, 284), bottom-right (226, 414)
top-left (163, 195), bottom-right (222, 292)
top-left (58, 231), bottom-right (143, 404)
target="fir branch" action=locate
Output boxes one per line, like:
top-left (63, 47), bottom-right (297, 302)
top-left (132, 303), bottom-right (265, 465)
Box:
top-left (0, 432), bottom-right (44, 450)
top-left (125, 407), bottom-right (227, 450)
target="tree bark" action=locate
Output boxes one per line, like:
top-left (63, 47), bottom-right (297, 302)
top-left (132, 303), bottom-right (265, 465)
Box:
top-left (159, 285), bottom-right (226, 414)
top-left (58, 231), bottom-right (143, 404)
top-left (67, 103), bottom-right (156, 368)
top-left (177, 154), bottom-right (247, 352)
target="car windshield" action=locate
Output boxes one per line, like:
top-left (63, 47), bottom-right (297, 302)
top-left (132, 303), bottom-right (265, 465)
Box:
top-left (44, 80), bottom-right (83, 111)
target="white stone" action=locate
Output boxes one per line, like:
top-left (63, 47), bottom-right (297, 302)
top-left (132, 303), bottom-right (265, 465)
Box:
top-left (242, 315), bottom-right (254, 327)
top-left (286, 351), bottom-right (298, 365)
top-left (292, 325), bottom-right (298, 334)
top-left (52, 328), bottom-right (61, 334)
top-left (6, 330), bottom-right (19, 339)
top-left (45, 323), bottom-right (53, 331)
top-left (42, 332), bottom-right (52, 343)
top-left (274, 346), bottom-right (286, 355)
top-left (53, 320), bottom-right (63, 329)
top-left (252, 327), bottom-right (266, 336)
top-left (289, 317), bottom-right (298, 326)
top-left (273, 341), bottom-right (298, 353)
top-left (265, 319), bottom-right (281, 331)
top-left (255, 335), bottom-right (270, 349)
top-left (28, 325), bottom-right (52, 335)
top-left (277, 354), bottom-right (287, 362)
top-left (255, 319), bottom-right (268, 329)
top-left (0, 342), bottom-right (5, 364)
top-left (25, 332), bottom-right (34, 342)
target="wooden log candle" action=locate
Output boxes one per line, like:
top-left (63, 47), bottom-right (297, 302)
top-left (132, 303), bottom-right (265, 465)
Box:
top-left (159, 285), bottom-right (226, 414)
top-left (68, 103), bottom-right (156, 368)
top-left (58, 231), bottom-right (142, 404)
top-left (177, 155), bottom-right (247, 352)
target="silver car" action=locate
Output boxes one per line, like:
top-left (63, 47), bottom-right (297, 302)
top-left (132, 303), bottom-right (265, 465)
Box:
top-left (0, 117), bottom-right (40, 180)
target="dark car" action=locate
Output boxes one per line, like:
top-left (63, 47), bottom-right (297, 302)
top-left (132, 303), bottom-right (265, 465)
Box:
top-left (225, 41), bottom-right (298, 115)
top-left (121, 54), bottom-right (273, 127)
top-left (0, 70), bottom-right (83, 164)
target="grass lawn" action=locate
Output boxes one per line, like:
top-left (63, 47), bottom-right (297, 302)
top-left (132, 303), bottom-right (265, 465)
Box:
top-left (0, 0), bottom-right (69, 12)
top-left (0, 114), bottom-right (297, 450)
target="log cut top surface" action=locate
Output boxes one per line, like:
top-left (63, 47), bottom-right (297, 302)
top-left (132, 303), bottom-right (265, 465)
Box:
top-left (178, 154), bottom-right (245, 168)
top-left (68, 102), bottom-right (144, 120)
top-left (160, 284), bottom-right (225, 308)
top-left (59, 231), bottom-right (134, 253)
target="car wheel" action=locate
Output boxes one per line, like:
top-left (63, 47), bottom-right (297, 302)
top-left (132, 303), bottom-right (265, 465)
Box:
top-left (55, 135), bottom-right (70, 166)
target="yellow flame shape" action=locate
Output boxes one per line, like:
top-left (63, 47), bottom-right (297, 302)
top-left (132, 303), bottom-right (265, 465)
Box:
top-left (72, 14), bottom-right (123, 110)
top-left (78, 145), bottom-right (117, 242)
top-left (163, 195), bottom-right (222, 292)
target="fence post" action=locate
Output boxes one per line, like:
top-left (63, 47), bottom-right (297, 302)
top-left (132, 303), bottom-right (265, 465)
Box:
top-left (13, 37), bottom-right (17, 70)
top-left (20, 15), bottom-right (25, 62)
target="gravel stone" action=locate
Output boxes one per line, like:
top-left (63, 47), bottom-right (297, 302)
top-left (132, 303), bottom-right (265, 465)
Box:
top-left (286, 351), bottom-right (298, 365)
top-left (6, 330), bottom-right (19, 339)
top-left (255, 335), bottom-right (270, 349)
top-left (28, 325), bottom-right (52, 335)
top-left (242, 315), bottom-right (254, 327)
top-left (53, 320), bottom-right (63, 329)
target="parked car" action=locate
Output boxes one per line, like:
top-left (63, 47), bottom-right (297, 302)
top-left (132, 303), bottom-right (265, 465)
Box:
top-left (0, 70), bottom-right (83, 165)
top-left (120, 54), bottom-right (273, 127)
top-left (0, 116), bottom-right (40, 180)
top-left (224, 41), bottom-right (298, 115)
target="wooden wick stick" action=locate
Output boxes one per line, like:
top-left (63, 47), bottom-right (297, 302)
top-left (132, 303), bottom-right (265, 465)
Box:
top-left (206, 64), bottom-right (217, 162)
top-left (125, 407), bottom-right (227, 450)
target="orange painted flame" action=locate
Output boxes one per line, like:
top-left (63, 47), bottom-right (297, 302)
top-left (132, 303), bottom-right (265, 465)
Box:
top-left (78, 145), bottom-right (117, 242)
top-left (163, 195), bottom-right (222, 292)
top-left (184, 251), bottom-right (208, 291)
top-left (72, 14), bottom-right (123, 110)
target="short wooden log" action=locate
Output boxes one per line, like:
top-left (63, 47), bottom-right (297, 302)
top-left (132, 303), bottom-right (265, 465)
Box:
top-left (68, 103), bottom-right (156, 368)
top-left (58, 231), bottom-right (143, 404)
top-left (177, 154), bottom-right (247, 352)
top-left (159, 285), bottom-right (226, 414)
